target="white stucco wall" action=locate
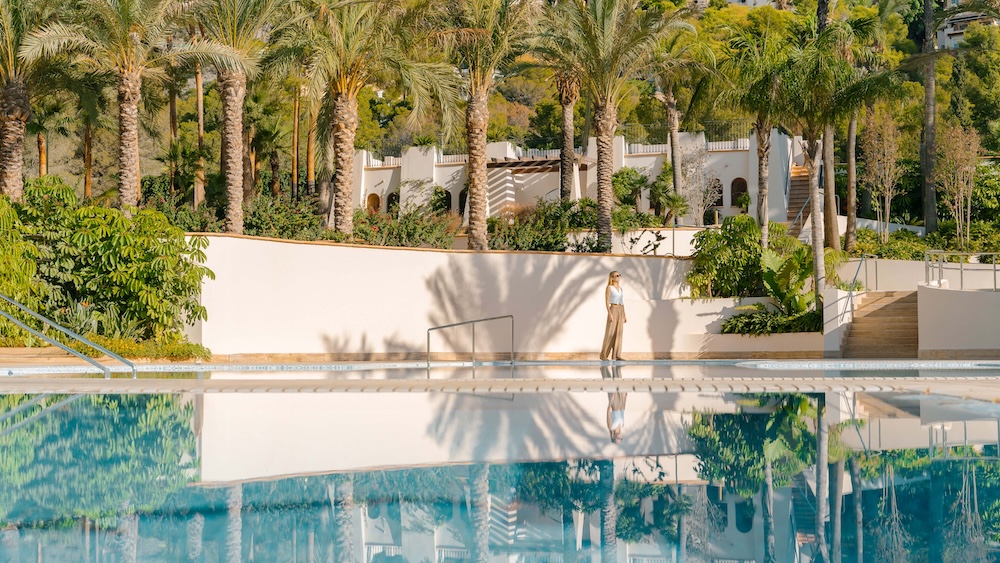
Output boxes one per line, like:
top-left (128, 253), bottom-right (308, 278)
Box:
top-left (918, 284), bottom-right (1000, 358)
top-left (189, 236), bottom-right (828, 358)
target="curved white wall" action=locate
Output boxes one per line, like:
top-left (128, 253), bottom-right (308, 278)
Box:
top-left (918, 284), bottom-right (1000, 358)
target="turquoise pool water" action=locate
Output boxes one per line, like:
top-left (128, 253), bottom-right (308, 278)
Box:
top-left (1, 365), bottom-right (999, 561)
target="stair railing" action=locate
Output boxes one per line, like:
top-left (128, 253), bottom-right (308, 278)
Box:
top-left (841, 254), bottom-right (878, 322)
top-left (0, 293), bottom-right (136, 379)
top-left (788, 196), bottom-right (810, 238)
top-left (925, 250), bottom-right (1000, 291)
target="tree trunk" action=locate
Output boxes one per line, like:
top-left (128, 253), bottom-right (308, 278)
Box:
top-left (803, 138), bottom-right (825, 307)
top-left (218, 70), bottom-right (247, 233)
top-left (169, 80), bottom-right (178, 194)
top-left (117, 71), bottom-right (142, 211)
top-left (677, 487), bottom-right (687, 562)
top-left (599, 460), bottom-right (617, 563)
top-left (557, 75), bottom-right (579, 202)
top-left (849, 456), bottom-right (863, 563)
top-left (666, 85), bottom-right (683, 196)
top-left (0, 80), bottom-right (29, 202)
top-left (117, 508), bottom-right (138, 563)
top-left (469, 464), bottom-right (490, 563)
top-left (330, 92), bottom-right (359, 234)
top-left (332, 475), bottom-right (355, 563)
top-left (243, 124), bottom-right (255, 200)
top-left (562, 504), bottom-right (577, 563)
top-left (187, 512), bottom-right (204, 561)
top-left (845, 112), bottom-right (858, 251)
top-left (226, 484), bottom-right (243, 563)
top-left (37, 132), bottom-right (47, 176)
top-left (762, 459), bottom-right (776, 563)
top-left (930, 469), bottom-right (943, 563)
top-left (270, 151), bottom-right (280, 196)
top-left (817, 0), bottom-right (830, 31)
top-left (292, 86), bottom-right (300, 199)
top-left (823, 124), bottom-right (838, 248)
top-left (2, 525), bottom-right (20, 562)
top-left (194, 61), bottom-right (206, 208)
top-left (921, 0), bottom-right (937, 233)
top-left (594, 103), bottom-right (618, 252)
top-left (83, 516), bottom-right (91, 562)
top-left (466, 89), bottom-right (490, 250)
top-left (756, 119), bottom-right (771, 248)
top-left (831, 459), bottom-right (844, 563)
top-left (307, 102), bottom-right (318, 195)
top-left (815, 394), bottom-right (830, 563)
top-left (84, 122), bottom-right (93, 198)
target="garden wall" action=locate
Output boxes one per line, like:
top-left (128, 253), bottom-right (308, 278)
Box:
top-left (188, 236), bottom-right (830, 359)
top-left (918, 284), bottom-right (1000, 358)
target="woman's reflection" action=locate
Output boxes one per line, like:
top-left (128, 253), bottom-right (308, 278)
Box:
top-left (601, 364), bottom-right (626, 444)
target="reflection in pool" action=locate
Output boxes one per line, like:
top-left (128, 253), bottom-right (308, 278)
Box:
top-left (1, 387), bottom-right (999, 562)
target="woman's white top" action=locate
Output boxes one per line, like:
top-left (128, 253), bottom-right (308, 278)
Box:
top-left (610, 410), bottom-right (625, 430)
top-left (609, 285), bottom-right (624, 305)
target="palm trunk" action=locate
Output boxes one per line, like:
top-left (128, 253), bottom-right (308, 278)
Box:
top-left (823, 124), bottom-right (838, 248)
top-left (557, 76), bottom-right (579, 202)
top-left (270, 151), bottom-right (280, 196)
top-left (194, 61), bottom-right (206, 208)
top-left (292, 86), bottom-right (300, 199)
top-left (330, 92), bottom-right (359, 234)
top-left (84, 122), bottom-right (93, 198)
top-left (83, 516), bottom-right (91, 562)
top-left (666, 85), bottom-right (684, 198)
top-left (469, 464), bottom-right (490, 563)
top-left (803, 138), bottom-right (825, 307)
top-left (307, 102), bottom-right (318, 195)
top-left (845, 112), bottom-right (858, 251)
top-left (599, 460), bottom-right (617, 563)
top-left (756, 119), bottom-right (771, 248)
top-left (169, 83), bottom-right (178, 194)
top-left (218, 70), bottom-right (247, 233)
top-left (676, 487), bottom-right (687, 562)
top-left (117, 71), bottom-right (142, 211)
top-left (243, 124), bottom-right (255, 200)
top-left (562, 504), bottom-right (577, 563)
top-left (831, 459), bottom-right (844, 563)
top-left (117, 508), bottom-right (138, 563)
top-left (815, 394), bottom-right (830, 563)
top-left (466, 89), bottom-right (490, 249)
top-left (332, 474), bottom-right (355, 563)
top-left (37, 132), bottom-right (47, 176)
top-left (594, 103), bottom-right (618, 252)
top-left (187, 513), bottom-right (204, 561)
top-left (762, 459), bottom-right (775, 563)
top-left (849, 456), bottom-right (863, 563)
top-left (226, 484), bottom-right (243, 563)
top-left (0, 80), bottom-right (29, 202)
top-left (921, 0), bottom-right (937, 233)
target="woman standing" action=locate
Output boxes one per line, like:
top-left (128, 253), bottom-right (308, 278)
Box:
top-left (600, 271), bottom-right (626, 361)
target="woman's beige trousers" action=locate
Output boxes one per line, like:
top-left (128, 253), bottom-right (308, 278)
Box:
top-left (600, 304), bottom-right (625, 360)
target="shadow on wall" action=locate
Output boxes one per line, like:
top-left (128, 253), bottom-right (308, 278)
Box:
top-left (424, 253), bottom-right (607, 358)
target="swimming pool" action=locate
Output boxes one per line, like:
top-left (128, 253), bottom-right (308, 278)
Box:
top-left (1, 362), bottom-right (999, 561)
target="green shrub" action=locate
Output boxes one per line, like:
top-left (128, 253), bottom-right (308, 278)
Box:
top-left (612, 167), bottom-right (648, 209)
top-left (0, 195), bottom-right (45, 339)
top-left (687, 215), bottom-right (764, 298)
top-left (852, 228), bottom-right (930, 260)
top-left (244, 193), bottom-right (327, 240)
top-left (142, 188), bottom-right (223, 233)
top-left (353, 207), bottom-right (460, 249)
top-left (721, 309), bottom-right (822, 335)
top-left (489, 200), bottom-right (573, 251)
top-left (86, 336), bottom-right (212, 361)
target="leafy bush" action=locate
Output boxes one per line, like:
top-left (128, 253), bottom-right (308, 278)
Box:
top-left (85, 336), bottom-right (212, 361)
top-left (0, 195), bottom-right (44, 339)
top-left (721, 309), bottom-right (822, 335)
top-left (851, 228), bottom-right (930, 260)
top-left (687, 215), bottom-right (764, 298)
top-left (612, 167), bottom-right (648, 209)
top-left (244, 193), bottom-right (328, 240)
top-left (142, 188), bottom-right (223, 233)
top-left (489, 201), bottom-right (573, 251)
top-left (353, 207), bottom-right (460, 249)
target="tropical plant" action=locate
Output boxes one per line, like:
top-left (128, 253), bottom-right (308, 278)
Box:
top-left (687, 214), bottom-right (763, 298)
top-left (759, 247), bottom-right (815, 316)
top-left (22, 0), bottom-right (243, 213)
top-left (536, 0), bottom-right (689, 251)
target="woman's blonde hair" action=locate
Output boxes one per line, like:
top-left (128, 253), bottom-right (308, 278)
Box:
top-left (607, 271), bottom-right (620, 285)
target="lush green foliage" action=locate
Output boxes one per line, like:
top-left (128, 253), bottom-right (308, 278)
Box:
top-left (687, 215), bottom-right (764, 298)
top-left (244, 193), bottom-right (329, 240)
top-left (721, 309), bottom-right (822, 335)
top-left (352, 208), bottom-right (461, 249)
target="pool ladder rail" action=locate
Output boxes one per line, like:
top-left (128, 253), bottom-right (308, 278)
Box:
top-left (0, 293), bottom-right (136, 379)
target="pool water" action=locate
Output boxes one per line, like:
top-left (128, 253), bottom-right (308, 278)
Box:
top-left (1, 365), bottom-right (999, 562)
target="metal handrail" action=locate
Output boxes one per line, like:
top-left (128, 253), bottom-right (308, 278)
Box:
top-left (426, 315), bottom-right (514, 366)
top-left (0, 395), bottom-right (82, 439)
top-left (841, 254), bottom-right (878, 322)
top-left (0, 293), bottom-right (136, 378)
top-left (789, 196), bottom-right (811, 238)
top-left (924, 250), bottom-right (1000, 291)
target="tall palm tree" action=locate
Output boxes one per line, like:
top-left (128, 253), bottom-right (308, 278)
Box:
top-left (22, 0), bottom-right (241, 212)
top-left (225, 484), bottom-right (243, 563)
top-left (469, 464), bottom-right (490, 562)
top-left (722, 11), bottom-right (789, 249)
top-left (537, 0), bottom-right (689, 251)
top-left (200, 0), bottom-right (291, 233)
top-left (0, 0), bottom-right (58, 201)
top-left (536, 4), bottom-right (582, 203)
top-left (444, 0), bottom-right (539, 250)
top-left (302, 0), bottom-right (459, 234)
top-left (26, 94), bottom-right (71, 176)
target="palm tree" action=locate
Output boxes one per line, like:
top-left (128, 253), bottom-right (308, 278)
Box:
top-left (721, 10), bottom-right (788, 248)
top-left (0, 0), bottom-right (58, 201)
top-left (300, 0), bottom-right (458, 234)
top-left (225, 484), bottom-right (243, 563)
top-left (22, 0), bottom-right (241, 213)
top-left (537, 0), bottom-right (689, 251)
top-left (555, 71), bottom-right (580, 202)
top-left (26, 94), bottom-right (71, 176)
top-left (444, 0), bottom-right (539, 250)
top-left (200, 0), bottom-right (291, 233)
top-left (921, 0), bottom-right (938, 233)
top-left (469, 464), bottom-right (490, 562)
